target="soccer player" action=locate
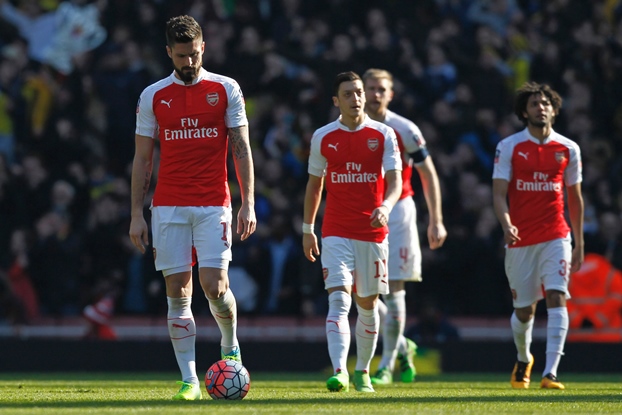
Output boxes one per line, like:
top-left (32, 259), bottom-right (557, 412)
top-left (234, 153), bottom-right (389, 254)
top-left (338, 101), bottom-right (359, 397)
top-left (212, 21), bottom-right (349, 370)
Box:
top-left (129, 15), bottom-right (256, 400)
top-left (362, 68), bottom-right (447, 385)
top-left (302, 71), bottom-right (402, 393)
top-left (492, 82), bottom-right (584, 390)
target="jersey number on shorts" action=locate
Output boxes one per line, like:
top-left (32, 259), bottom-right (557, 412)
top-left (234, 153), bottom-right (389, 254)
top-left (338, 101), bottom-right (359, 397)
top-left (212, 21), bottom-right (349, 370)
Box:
top-left (374, 259), bottom-right (387, 279)
top-left (220, 221), bottom-right (231, 248)
top-left (400, 248), bottom-right (408, 265)
top-left (559, 259), bottom-right (569, 281)
top-left (220, 221), bottom-right (228, 242)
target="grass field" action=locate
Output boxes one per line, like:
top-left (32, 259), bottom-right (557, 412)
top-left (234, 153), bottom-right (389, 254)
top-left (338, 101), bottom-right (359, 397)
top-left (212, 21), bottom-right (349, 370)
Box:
top-left (1, 372), bottom-right (621, 414)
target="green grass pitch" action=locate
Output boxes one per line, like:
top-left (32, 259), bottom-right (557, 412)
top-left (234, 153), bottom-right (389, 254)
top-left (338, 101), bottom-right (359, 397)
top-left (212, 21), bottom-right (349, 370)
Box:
top-left (1, 372), bottom-right (621, 414)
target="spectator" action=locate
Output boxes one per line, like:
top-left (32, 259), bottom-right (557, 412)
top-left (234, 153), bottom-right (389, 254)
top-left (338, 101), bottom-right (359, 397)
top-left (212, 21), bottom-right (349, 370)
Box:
top-left (0, 0), bottom-right (107, 75)
top-left (30, 211), bottom-right (82, 315)
top-left (0, 228), bottom-right (39, 324)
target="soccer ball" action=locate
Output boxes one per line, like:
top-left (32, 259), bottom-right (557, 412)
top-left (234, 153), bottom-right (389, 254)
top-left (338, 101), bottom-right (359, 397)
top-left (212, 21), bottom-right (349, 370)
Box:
top-left (205, 359), bottom-right (251, 400)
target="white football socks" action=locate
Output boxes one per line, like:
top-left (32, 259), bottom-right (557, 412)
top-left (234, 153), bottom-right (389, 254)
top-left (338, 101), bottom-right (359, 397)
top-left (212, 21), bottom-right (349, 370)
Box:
top-left (355, 304), bottom-right (379, 372)
top-left (544, 307), bottom-right (568, 377)
top-left (326, 291), bottom-right (352, 375)
top-left (379, 290), bottom-right (406, 370)
top-left (207, 288), bottom-right (239, 353)
top-left (511, 311), bottom-right (534, 363)
top-left (167, 296), bottom-right (198, 384)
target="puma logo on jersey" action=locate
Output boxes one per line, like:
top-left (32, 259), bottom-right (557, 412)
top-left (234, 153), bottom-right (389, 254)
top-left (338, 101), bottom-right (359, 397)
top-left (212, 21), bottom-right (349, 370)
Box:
top-left (328, 143), bottom-right (339, 151)
top-left (518, 151), bottom-right (529, 160)
top-left (161, 99), bottom-right (172, 108)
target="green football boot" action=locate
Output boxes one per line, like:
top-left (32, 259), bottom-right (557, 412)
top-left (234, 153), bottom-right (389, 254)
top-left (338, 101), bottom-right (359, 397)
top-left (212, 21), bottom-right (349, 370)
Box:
top-left (172, 381), bottom-right (202, 400)
top-left (353, 370), bottom-right (375, 392)
top-left (397, 338), bottom-right (418, 383)
top-left (326, 371), bottom-right (350, 392)
top-left (370, 367), bottom-right (393, 385)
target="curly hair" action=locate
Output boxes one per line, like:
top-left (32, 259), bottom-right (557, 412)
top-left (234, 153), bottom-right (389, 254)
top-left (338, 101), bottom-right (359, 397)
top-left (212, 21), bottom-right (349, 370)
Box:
top-left (513, 82), bottom-right (563, 124)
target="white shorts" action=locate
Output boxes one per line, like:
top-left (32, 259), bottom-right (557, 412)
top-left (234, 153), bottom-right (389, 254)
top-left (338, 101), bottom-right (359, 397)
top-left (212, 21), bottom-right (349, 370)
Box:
top-left (505, 235), bottom-right (572, 308)
top-left (321, 236), bottom-right (389, 297)
top-left (388, 197), bottom-right (422, 282)
top-left (151, 206), bottom-right (232, 274)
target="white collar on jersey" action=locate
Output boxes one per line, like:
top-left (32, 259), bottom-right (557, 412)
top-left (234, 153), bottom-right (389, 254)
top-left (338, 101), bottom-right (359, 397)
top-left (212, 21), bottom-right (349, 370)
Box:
top-left (169, 67), bottom-right (208, 86)
top-left (337, 113), bottom-right (371, 132)
top-left (524, 127), bottom-right (556, 145)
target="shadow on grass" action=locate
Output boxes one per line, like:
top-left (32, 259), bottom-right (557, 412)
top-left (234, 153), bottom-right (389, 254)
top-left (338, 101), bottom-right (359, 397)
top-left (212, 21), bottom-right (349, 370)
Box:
top-left (3, 392), bottom-right (622, 409)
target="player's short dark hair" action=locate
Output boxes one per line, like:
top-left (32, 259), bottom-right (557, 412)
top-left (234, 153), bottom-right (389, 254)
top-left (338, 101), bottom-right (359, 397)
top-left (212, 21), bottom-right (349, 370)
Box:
top-left (333, 71), bottom-right (362, 97)
top-left (165, 15), bottom-right (202, 47)
top-left (514, 82), bottom-right (563, 124)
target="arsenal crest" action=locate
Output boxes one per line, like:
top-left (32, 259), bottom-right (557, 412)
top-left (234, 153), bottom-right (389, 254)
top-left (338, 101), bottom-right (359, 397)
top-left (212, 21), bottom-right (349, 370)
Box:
top-left (206, 92), bottom-right (219, 106)
top-left (367, 137), bottom-right (379, 151)
top-left (555, 152), bottom-right (566, 163)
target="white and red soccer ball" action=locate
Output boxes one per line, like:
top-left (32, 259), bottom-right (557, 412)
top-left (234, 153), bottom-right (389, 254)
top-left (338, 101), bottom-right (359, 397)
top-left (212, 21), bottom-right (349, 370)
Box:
top-left (205, 359), bottom-right (251, 400)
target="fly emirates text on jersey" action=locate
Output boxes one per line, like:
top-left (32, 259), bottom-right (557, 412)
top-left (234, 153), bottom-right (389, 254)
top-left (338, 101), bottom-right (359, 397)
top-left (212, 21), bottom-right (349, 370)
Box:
top-left (516, 172), bottom-right (563, 192)
top-left (164, 118), bottom-right (220, 140)
top-left (330, 162), bottom-right (379, 183)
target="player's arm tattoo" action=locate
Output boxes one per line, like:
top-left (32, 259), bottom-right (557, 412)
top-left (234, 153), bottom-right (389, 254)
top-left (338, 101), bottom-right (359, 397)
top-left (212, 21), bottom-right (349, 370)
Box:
top-left (142, 171), bottom-right (151, 200)
top-left (229, 126), bottom-right (251, 160)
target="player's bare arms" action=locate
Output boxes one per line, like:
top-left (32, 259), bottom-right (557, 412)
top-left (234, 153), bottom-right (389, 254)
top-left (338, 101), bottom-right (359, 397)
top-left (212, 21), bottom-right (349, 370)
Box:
top-left (228, 125), bottom-right (256, 240)
top-left (415, 157), bottom-right (447, 249)
top-left (302, 174), bottom-right (323, 262)
top-left (129, 134), bottom-right (155, 253)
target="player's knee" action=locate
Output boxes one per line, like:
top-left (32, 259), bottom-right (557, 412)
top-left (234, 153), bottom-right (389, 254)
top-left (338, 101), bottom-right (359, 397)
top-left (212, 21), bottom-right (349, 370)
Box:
top-left (545, 289), bottom-right (566, 308)
top-left (202, 281), bottom-right (229, 300)
top-left (388, 281), bottom-right (404, 293)
top-left (355, 294), bottom-right (378, 310)
top-left (164, 271), bottom-right (192, 297)
top-left (205, 287), bottom-right (226, 300)
top-left (200, 268), bottom-right (229, 299)
top-left (515, 307), bottom-right (535, 323)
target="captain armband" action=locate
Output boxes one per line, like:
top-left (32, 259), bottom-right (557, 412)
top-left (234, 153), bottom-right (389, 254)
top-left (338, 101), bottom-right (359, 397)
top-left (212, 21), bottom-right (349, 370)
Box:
top-left (409, 147), bottom-right (429, 164)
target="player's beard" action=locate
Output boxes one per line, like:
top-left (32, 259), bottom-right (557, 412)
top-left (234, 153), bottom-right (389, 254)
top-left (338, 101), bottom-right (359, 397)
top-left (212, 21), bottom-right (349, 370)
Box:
top-left (527, 115), bottom-right (548, 128)
top-left (175, 65), bottom-right (198, 83)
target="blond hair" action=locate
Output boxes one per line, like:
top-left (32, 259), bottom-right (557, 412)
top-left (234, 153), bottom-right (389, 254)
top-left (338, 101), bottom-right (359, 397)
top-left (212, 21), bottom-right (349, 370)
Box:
top-left (362, 68), bottom-right (393, 88)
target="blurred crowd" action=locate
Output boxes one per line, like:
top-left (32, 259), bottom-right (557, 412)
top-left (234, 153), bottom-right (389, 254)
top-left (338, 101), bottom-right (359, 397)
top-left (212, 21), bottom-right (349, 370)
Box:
top-left (1, 0), bottom-right (622, 325)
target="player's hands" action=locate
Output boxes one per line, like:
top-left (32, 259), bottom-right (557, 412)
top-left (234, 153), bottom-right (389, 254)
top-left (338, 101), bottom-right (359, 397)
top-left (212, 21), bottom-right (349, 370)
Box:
top-left (428, 222), bottom-right (447, 249)
top-left (370, 205), bottom-right (390, 228)
top-left (237, 202), bottom-right (256, 241)
top-left (570, 245), bottom-right (584, 274)
top-left (303, 233), bottom-right (320, 262)
top-left (503, 225), bottom-right (521, 246)
top-left (129, 216), bottom-right (149, 254)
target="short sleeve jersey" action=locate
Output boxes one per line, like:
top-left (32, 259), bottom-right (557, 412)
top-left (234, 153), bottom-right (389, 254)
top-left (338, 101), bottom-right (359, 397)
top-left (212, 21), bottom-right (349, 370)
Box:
top-left (135, 68), bottom-right (247, 207)
top-left (492, 128), bottom-right (582, 247)
top-left (383, 110), bottom-right (427, 200)
top-left (308, 115), bottom-right (402, 243)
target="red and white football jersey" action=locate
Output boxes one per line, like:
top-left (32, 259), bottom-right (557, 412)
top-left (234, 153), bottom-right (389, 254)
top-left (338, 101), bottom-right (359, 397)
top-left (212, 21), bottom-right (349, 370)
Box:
top-left (308, 115), bottom-right (402, 243)
top-left (135, 68), bottom-right (247, 207)
top-left (383, 109), bottom-right (427, 200)
top-left (493, 128), bottom-right (582, 247)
